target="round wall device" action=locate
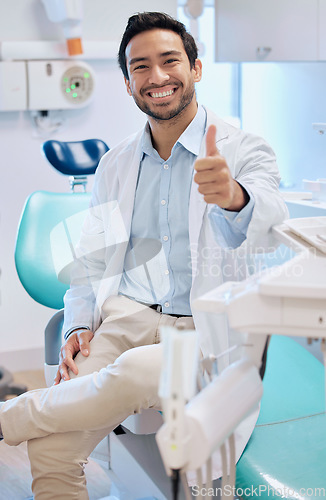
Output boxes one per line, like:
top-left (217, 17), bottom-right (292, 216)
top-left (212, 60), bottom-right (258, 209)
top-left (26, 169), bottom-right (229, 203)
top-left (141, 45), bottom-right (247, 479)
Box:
top-left (61, 64), bottom-right (94, 105)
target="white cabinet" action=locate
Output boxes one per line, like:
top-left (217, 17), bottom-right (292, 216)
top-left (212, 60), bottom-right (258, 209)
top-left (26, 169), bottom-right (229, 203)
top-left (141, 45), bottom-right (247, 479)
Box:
top-left (214, 0), bottom-right (318, 62)
top-left (319, 0), bottom-right (326, 60)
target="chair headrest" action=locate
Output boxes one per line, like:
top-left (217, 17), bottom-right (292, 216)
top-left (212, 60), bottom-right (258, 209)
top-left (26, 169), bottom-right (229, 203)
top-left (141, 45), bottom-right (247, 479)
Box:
top-left (42, 138), bottom-right (109, 176)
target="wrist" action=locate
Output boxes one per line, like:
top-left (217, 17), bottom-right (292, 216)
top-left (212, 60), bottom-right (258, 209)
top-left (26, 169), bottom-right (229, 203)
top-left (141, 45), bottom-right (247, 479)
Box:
top-left (64, 326), bottom-right (90, 341)
top-left (227, 181), bottom-right (249, 212)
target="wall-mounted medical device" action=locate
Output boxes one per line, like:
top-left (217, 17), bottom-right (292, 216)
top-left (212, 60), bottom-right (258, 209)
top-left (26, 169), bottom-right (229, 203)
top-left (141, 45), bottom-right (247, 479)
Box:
top-left (41, 0), bottom-right (83, 56)
top-left (0, 60), bottom-right (94, 111)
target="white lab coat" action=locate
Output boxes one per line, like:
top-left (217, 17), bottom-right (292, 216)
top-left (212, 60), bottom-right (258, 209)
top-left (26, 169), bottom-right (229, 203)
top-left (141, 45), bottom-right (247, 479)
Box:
top-left (63, 108), bottom-right (288, 478)
top-left (63, 107), bottom-right (287, 338)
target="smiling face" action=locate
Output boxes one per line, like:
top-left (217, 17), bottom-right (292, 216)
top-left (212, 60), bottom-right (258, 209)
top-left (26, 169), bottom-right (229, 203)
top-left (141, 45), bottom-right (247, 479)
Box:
top-left (124, 29), bottom-right (202, 123)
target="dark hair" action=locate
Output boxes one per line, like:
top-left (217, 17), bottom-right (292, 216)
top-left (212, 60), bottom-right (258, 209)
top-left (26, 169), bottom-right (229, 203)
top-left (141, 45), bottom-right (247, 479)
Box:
top-left (118, 12), bottom-right (198, 80)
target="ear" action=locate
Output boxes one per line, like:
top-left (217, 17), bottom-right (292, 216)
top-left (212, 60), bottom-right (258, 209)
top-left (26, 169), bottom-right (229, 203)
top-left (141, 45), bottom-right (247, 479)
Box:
top-left (124, 77), bottom-right (132, 96)
top-left (193, 59), bottom-right (202, 83)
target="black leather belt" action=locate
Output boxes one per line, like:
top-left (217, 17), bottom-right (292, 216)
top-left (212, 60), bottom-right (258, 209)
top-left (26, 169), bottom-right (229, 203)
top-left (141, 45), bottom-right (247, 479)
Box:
top-left (149, 304), bottom-right (192, 318)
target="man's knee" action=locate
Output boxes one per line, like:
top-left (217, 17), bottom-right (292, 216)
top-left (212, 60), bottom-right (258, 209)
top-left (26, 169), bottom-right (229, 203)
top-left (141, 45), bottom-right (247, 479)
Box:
top-left (117, 344), bottom-right (162, 378)
top-left (106, 344), bottom-right (163, 403)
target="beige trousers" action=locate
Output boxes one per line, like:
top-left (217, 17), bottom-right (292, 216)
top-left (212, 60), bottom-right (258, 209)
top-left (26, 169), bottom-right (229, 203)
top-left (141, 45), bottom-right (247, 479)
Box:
top-left (1, 296), bottom-right (194, 499)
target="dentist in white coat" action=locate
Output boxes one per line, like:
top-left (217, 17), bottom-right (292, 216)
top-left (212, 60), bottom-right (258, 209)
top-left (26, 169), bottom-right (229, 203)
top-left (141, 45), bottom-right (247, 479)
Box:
top-left (0, 12), bottom-right (288, 499)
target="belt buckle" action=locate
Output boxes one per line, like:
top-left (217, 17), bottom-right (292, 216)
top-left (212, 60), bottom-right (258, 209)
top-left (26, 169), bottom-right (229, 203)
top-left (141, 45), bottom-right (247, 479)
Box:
top-left (156, 304), bottom-right (162, 313)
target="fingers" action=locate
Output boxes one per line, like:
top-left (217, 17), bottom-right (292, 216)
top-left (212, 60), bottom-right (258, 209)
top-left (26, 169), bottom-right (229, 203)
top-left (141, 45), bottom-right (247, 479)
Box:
top-left (194, 124), bottom-right (236, 208)
top-left (56, 350), bottom-right (78, 384)
top-left (195, 125), bottom-right (223, 178)
top-left (53, 330), bottom-right (94, 384)
top-left (53, 363), bottom-right (73, 385)
top-left (194, 125), bottom-right (222, 175)
top-left (194, 157), bottom-right (228, 183)
top-left (53, 368), bottom-right (61, 385)
top-left (61, 348), bottom-right (79, 378)
top-left (78, 330), bottom-right (93, 356)
top-left (205, 124), bottom-right (219, 157)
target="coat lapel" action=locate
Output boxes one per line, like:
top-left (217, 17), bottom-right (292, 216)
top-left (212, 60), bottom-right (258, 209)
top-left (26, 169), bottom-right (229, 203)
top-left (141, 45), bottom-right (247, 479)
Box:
top-left (116, 131), bottom-right (143, 237)
top-left (189, 108), bottom-right (230, 280)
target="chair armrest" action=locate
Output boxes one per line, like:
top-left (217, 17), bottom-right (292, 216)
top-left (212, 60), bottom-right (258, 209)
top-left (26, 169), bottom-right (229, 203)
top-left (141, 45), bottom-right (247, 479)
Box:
top-left (44, 309), bottom-right (64, 365)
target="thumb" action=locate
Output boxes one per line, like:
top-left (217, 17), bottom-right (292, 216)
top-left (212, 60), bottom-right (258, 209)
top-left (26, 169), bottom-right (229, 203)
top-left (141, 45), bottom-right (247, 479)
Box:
top-left (205, 124), bottom-right (219, 157)
top-left (78, 331), bottom-right (93, 357)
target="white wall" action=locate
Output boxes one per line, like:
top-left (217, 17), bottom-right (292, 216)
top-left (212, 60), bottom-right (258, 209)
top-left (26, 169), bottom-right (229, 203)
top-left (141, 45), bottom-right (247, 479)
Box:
top-left (240, 62), bottom-right (326, 189)
top-left (0, 0), bottom-right (176, 371)
top-left (178, 5), bottom-right (239, 122)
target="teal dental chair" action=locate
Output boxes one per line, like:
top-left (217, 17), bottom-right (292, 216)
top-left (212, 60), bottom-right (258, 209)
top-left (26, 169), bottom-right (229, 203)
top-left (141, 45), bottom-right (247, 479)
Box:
top-left (15, 138), bottom-right (109, 384)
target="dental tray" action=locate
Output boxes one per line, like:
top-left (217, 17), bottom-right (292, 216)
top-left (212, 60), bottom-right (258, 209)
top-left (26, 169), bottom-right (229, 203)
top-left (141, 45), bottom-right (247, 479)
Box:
top-left (285, 217), bottom-right (326, 254)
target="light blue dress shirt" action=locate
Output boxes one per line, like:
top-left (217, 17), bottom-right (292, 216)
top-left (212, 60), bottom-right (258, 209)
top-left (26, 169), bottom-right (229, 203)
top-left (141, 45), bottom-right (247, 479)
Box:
top-left (118, 105), bottom-right (254, 315)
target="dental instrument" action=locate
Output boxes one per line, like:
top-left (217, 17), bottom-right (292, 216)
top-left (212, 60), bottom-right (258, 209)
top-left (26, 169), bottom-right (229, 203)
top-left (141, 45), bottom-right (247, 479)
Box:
top-left (156, 324), bottom-right (264, 499)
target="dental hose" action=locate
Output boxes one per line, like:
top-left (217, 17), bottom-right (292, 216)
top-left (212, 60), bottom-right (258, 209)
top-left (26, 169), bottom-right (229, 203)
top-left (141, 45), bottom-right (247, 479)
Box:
top-left (171, 469), bottom-right (180, 500)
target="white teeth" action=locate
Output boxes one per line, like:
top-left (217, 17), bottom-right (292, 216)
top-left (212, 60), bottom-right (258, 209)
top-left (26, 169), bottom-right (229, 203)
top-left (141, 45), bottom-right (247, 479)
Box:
top-left (150, 89), bottom-right (174, 98)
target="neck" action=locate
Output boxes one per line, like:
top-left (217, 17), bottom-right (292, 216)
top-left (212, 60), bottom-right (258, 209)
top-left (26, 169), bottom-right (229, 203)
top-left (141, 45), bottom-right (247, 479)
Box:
top-left (148, 101), bottom-right (198, 161)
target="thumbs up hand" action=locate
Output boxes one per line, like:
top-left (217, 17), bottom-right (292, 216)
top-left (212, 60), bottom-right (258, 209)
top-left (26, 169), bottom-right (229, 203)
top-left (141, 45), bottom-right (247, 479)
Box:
top-left (194, 125), bottom-right (248, 211)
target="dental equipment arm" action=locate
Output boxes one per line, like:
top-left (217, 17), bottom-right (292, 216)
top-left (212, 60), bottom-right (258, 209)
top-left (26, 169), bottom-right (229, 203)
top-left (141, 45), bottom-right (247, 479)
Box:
top-left (156, 325), bottom-right (264, 499)
top-left (193, 223), bottom-right (326, 339)
top-left (192, 218), bottom-right (326, 408)
top-left (156, 324), bottom-right (198, 498)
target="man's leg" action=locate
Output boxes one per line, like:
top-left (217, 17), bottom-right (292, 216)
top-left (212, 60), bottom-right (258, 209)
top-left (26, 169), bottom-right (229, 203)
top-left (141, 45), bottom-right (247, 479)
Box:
top-left (27, 343), bottom-right (164, 500)
top-left (0, 296), bottom-right (194, 499)
top-left (0, 296), bottom-right (171, 444)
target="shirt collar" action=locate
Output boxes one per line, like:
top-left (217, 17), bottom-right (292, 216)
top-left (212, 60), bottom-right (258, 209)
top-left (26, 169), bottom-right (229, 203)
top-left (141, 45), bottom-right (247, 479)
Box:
top-left (141, 122), bottom-right (156, 159)
top-left (177, 104), bottom-right (206, 156)
top-left (141, 104), bottom-right (207, 159)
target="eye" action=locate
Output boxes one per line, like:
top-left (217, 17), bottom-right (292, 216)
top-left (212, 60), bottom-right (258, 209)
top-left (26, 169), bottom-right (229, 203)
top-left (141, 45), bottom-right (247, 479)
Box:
top-left (165, 58), bottom-right (178, 64)
top-left (133, 64), bottom-right (148, 71)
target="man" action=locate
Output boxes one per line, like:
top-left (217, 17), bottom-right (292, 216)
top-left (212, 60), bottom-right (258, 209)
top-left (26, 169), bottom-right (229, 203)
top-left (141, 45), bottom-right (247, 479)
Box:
top-left (0, 12), bottom-right (288, 499)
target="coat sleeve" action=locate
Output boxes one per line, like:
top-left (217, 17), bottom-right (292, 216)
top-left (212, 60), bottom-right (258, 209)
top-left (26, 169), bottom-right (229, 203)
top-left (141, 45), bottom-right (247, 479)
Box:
top-left (62, 151), bottom-right (127, 334)
top-left (209, 129), bottom-right (288, 252)
top-left (236, 132), bottom-right (289, 251)
top-left (62, 211), bottom-right (106, 334)
top-left (62, 172), bottom-right (108, 334)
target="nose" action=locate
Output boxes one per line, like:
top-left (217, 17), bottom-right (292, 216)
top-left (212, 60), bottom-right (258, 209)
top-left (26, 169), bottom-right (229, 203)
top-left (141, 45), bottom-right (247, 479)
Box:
top-left (148, 65), bottom-right (169, 85)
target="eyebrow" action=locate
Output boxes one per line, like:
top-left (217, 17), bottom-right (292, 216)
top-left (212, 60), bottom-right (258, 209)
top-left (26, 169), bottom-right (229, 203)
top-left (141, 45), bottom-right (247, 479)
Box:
top-left (128, 50), bottom-right (182, 67)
